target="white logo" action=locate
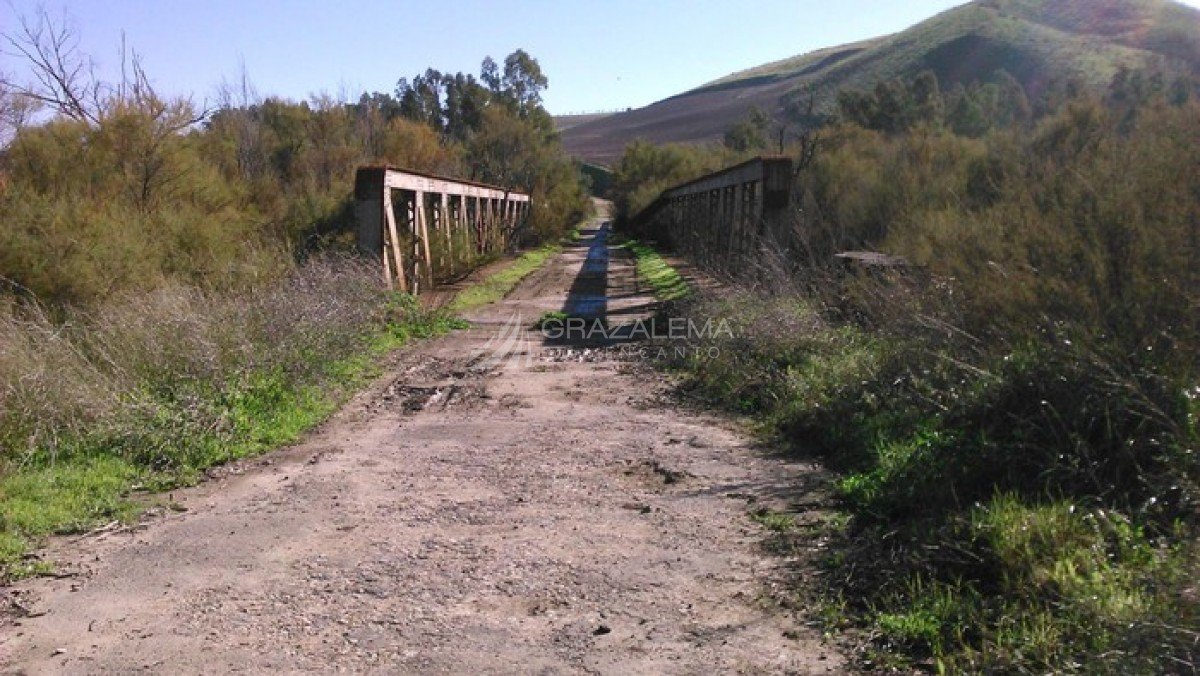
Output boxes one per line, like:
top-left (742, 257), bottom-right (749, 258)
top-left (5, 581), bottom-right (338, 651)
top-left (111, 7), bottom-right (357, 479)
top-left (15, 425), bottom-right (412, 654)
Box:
top-left (475, 312), bottom-right (536, 369)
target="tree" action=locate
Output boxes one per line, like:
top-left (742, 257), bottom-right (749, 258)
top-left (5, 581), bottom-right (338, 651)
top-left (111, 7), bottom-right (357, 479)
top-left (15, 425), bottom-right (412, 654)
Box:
top-left (395, 68), bottom-right (444, 132)
top-left (375, 116), bottom-right (454, 173)
top-left (993, 69), bottom-right (1031, 128)
top-left (946, 84), bottom-right (990, 137)
top-left (480, 56), bottom-right (501, 92)
top-left (781, 88), bottom-right (823, 173)
top-left (441, 72), bottom-right (489, 142)
top-left (389, 50), bottom-right (553, 142)
top-left (4, 9), bottom-right (207, 211)
top-left (910, 70), bottom-right (943, 126)
top-left (0, 78), bottom-right (40, 146)
top-left (723, 106), bottom-right (770, 152)
top-left (837, 74), bottom-right (930, 134)
top-left (466, 105), bottom-right (542, 189)
top-left (610, 141), bottom-right (726, 219)
top-left (872, 78), bottom-right (915, 133)
top-left (500, 49), bottom-right (549, 119)
top-left (838, 89), bottom-right (877, 129)
top-left (350, 91), bottom-right (401, 160)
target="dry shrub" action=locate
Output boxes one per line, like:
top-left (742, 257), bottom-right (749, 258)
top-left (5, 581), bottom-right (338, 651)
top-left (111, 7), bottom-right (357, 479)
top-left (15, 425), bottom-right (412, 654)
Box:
top-left (0, 301), bottom-right (121, 462)
top-left (0, 256), bottom-right (392, 470)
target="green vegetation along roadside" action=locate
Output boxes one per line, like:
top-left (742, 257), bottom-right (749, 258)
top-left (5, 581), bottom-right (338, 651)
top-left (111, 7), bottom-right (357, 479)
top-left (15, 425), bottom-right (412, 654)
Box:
top-left (447, 242), bottom-right (564, 314)
top-left (622, 239), bottom-right (689, 302)
top-left (620, 82), bottom-right (1200, 664)
top-left (0, 260), bottom-right (466, 580)
top-left (632, 238), bottom-right (1198, 673)
top-left (0, 15), bottom-right (593, 583)
top-left (449, 220), bottom-right (594, 315)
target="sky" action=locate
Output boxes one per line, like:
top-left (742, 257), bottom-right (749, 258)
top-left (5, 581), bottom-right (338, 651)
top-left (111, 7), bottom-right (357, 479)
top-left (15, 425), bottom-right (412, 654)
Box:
top-left (4, 0), bottom-right (1200, 115)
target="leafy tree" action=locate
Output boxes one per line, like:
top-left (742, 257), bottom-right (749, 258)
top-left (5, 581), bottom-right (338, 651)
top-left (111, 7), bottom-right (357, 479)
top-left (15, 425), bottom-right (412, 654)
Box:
top-left (499, 49), bottom-right (549, 121)
top-left (355, 91), bottom-right (402, 120)
top-left (837, 74), bottom-right (928, 133)
top-left (836, 90), bottom-right (875, 129)
top-left (992, 69), bottom-right (1031, 127)
top-left (610, 141), bottom-right (738, 219)
top-left (837, 70), bottom-right (1033, 137)
top-left (723, 106), bottom-right (770, 152)
top-left (910, 70), bottom-right (943, 126)
top-left (946, 84), bottom-right (991, 137)
top-left (871, 78), bottom-right (915, 133)
top-left (396, 68), bottom-right (445, 132)
top-left (440, 72), bottom-right (489, 142)
top-left (480, 56), bottom-right (501, 92)
top-left (467, 105), bottom-right (542, 188)
top-left (0, 80), bottom-right (39, 145)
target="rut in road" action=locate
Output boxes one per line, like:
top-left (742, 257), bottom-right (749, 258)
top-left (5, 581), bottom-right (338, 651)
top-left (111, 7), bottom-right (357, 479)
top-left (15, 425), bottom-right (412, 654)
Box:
top-left (1, 220), bottom-right (844, 674)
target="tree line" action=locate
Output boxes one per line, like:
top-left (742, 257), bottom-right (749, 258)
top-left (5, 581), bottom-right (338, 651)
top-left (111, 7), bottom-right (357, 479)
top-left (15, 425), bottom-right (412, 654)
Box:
top-left (0, 11), bottom-right (590, 306)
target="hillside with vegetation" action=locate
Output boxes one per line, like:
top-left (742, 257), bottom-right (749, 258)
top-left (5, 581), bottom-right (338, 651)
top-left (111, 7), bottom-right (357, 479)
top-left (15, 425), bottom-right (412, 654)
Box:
top-left (563, 0), bottom-right (1200, 164)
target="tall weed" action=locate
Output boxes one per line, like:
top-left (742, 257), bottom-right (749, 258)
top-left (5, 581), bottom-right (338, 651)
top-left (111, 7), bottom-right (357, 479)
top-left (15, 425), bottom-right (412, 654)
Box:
top-left (0, 258), bottom-right (453, 575)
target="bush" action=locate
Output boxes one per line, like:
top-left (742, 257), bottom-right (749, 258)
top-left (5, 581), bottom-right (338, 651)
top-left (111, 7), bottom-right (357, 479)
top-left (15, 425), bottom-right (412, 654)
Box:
top-left (648, 73), bottom-right (1200, 671)
top-left (609, 141), bottom-right (745, 222)
top-left (669, 286), bottom-right (1198, 671)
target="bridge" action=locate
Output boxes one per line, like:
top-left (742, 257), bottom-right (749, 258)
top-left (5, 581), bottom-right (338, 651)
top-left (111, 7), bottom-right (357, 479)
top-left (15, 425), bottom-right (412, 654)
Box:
top-left (355, 157), bottom-right (796, 295)
top-left (355, 166), bottom-right (530, 293)
top-left (624, 156), bottom-right (793, 272)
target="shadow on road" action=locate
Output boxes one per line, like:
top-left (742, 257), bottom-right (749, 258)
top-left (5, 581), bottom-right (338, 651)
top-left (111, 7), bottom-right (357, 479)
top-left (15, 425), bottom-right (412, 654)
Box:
top-left (544, 224), bottom-right (655, 347)
top-left (561, 225), bottom-right (610, 321)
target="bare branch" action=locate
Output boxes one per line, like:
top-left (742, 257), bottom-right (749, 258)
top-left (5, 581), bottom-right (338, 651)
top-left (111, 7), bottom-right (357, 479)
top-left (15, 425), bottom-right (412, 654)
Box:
top-left (785, 88), bottom-right (822, 175)
top-left (1, 7), bottom-right (102, 123)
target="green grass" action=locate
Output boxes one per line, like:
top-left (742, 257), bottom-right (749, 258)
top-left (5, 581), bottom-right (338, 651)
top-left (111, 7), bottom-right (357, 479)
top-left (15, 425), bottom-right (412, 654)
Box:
top-left (749, 507), bottom-right (796, 533)
top-left (447, 243), bottom-right (563, 313)
top-left (446, 223), bottom-right (585, 313)
top-left (853, 495), bottom-right (1195, 672)
top-left (623, 240), bottom-right (689, 301)
top-left (0, 457), bottom-right (144, 556)
top-left (0, 236), bottom-right (560, 579)
top-left (534, 310), bottom-right (570, 330)
top-left (0, 302), bottom-right (464, 580)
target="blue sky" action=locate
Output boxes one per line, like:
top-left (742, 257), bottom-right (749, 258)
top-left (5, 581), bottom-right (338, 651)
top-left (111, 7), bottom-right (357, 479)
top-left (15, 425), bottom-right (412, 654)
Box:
top-left (3, 0), bottom-right (1200, 114)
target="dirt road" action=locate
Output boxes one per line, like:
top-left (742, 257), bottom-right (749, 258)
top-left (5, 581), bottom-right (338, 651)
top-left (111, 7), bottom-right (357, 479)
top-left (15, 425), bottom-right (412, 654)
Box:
top-left (2, 221), bottom-right (842, 674)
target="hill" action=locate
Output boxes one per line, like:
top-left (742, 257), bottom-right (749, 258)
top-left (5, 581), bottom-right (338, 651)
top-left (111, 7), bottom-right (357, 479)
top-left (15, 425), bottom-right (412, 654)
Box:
top-left (562, 0), bottom-right (1200, 165)
top-left (552, 112), bottom-right (617, 132)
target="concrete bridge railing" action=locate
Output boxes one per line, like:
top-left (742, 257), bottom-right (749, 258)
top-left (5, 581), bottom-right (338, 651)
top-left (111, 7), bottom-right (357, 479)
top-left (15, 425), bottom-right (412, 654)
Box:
top-left (355, 166), bottom-right (530, 294)
top-left (625, 156), bottom-right (792, 271)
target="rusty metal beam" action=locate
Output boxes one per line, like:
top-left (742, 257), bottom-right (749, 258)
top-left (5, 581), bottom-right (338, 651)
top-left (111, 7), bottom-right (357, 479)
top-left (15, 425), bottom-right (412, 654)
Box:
top-left (355, 166), bottom-right (531, 294)
top-left (625, 156), bottom-right (793, 276)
